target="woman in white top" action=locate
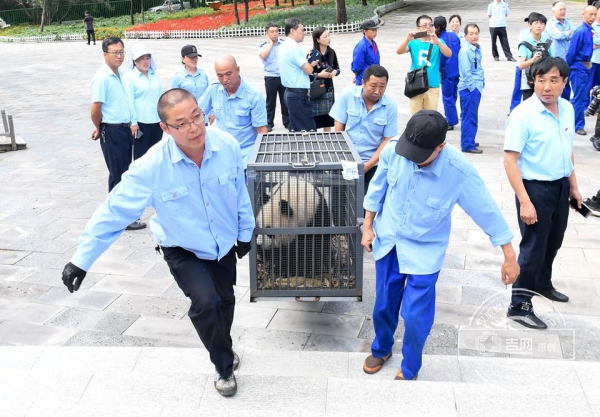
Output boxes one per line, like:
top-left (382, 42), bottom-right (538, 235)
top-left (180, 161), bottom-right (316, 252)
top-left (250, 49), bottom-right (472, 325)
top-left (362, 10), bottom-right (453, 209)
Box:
top-left (124, 44), bottom-right (163, 160)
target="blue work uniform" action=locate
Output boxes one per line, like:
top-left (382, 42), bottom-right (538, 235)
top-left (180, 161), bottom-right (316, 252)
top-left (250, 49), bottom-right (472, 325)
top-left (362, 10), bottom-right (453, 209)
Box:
top-left (440, 31), bottom-right (461, 127)
top-left (504, 94), bottom-right (574, 310)
top-left (364, 141), bottom-right (513, 381)
top-left (278, 37), bottom-right (316, 132)
top-left (458, 41), bottom-right (484, 151)
top-left (545, 17), bottom-right (574, 59)
top-left (589, 21), bottom-right (600, 98)
top-left (567, 21), bottom-right (594, 131)
top-left (123, 67), bottom-right (164, 160)
top-left (351, 36), bottom-right (380, 86)
top-left (171, 67), bottom-right (210, 101)
top-left (91, 64), bottom-right (133, 192)
top-left (198, 78), bottom-right (268, 168)
top-left (70, 128), bottom-right (255, 378)
top-left (260, 38), bottom-right (289, 129)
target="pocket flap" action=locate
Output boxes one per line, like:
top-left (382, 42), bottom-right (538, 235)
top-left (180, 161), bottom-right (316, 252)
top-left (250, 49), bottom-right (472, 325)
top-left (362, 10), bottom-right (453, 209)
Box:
top-left (219, 172), bottom-right (232, 185)
top-left (426, 196), bottom-right (451, 210)
top-left (160, 186), bottom-right (189, 201)
top-left (234, 108), bottom-right (250, 116)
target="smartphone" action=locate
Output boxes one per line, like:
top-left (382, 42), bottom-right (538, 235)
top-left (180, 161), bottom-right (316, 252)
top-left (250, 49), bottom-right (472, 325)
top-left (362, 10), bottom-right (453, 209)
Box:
top-left (413, 31), bottom-right (429, 39)
top-left (570, 197), bottom-right (591, 218)
top-left (307, 50), bottom-right (321, 63)
top-left (325, 67), bottom-right (334, 73)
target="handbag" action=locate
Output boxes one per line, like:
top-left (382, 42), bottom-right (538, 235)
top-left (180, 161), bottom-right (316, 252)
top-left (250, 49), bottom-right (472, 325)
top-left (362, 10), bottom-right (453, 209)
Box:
top-left (310, 78), bottom-right (327, 100)
top-left (312, 91), bottom-right (334, 116)
top-left (404, 44), bottom-right (434, 99)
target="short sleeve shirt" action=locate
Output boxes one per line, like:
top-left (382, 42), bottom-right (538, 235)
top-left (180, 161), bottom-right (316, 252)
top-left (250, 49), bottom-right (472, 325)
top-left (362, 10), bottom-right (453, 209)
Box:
top-left (407, 39), bottom-right (447, 88)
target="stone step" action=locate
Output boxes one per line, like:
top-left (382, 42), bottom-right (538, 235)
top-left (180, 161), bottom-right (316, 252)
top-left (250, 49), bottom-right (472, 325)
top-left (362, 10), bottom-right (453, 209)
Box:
top-left (1, 346), bottom-right (598, 416)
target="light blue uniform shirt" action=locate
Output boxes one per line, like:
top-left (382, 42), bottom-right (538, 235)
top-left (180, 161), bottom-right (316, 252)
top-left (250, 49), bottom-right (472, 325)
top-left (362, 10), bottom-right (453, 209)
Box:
top-left (329, 85), bottom-right (398, 163)
top-left (90, 64), bottom-right (132, 124)
top-left (592, 21), bottom-right (600, 64)
top-left (545, 17), bottom-right (573, 59)
top-left (278, 38), bottom-right (310, 89)
top-left (259, 38), bottom-right (284, 77)
top-left (71, 128), bottom-right (255, 271)
top-left (123, 67), bottom-right (163, 125)
top-left (458, 42), bottom-right (484, 92)
top-left (198, 78), bottom-right (268, 167)
top-left (518, 33), bottom-right (552, 90)
top-left (407, 39), bottom-right (447, 88)
top-left (504, 94), bottom-right (574, 181)
top-left (364, 142), bottom-right (513, 275)
top-left (487, 0), bottom-right (509, 28)
top-left (171, 67), bottom-right (209, 101)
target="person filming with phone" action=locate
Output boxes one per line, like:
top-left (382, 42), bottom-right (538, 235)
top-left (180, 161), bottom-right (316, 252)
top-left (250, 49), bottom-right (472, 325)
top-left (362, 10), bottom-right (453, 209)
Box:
top-left (396, 14), bottom-right (452, 115)
top-left (504, 57), bottom-right (582, 330)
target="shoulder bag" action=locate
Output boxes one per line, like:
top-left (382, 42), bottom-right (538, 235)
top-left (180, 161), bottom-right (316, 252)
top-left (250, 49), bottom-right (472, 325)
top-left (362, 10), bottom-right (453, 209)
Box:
top-left (404, 44), bottom-right (434, 99)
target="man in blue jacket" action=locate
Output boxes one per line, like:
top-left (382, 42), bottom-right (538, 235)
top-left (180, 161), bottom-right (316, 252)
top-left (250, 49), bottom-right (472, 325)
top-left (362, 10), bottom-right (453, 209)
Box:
top-left (566, 5), bottom-right (597, 135)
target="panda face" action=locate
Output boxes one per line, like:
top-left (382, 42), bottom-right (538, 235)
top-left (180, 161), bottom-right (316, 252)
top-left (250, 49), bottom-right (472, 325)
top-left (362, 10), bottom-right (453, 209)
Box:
top-left (256, 177), bottom-right (321, 249)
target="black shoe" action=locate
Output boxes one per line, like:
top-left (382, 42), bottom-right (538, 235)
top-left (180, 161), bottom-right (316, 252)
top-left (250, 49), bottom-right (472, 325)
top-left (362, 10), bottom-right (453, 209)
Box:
top-left (447, 125), bottom-right (454, 131)
top-left (93, 43), bottom-right (96, 45)
top-left (507, 57), bottom-right (516, 62)
top-left (475, 142), bottom-right (479, 147)
top-left (214, 371), bottom-right (237, 397)
top-left (591, 136), bottom-right (600, 150)
top-left (462, 148), bottom-right (483, 154)
top-left (538, 289), bottom-right (569, 303)
top-left (494, 57), bottom-right (500, 61)
top-left (576, 129), bottom-right (587, 136)
top-left (267, 126), bottom-right (273, 132)
top-left (233, 350), bottom-right (240, 371)
top-left (507, 309), bottom-right (548, 330)
top-left (126, 220), bottom-right (147, 231)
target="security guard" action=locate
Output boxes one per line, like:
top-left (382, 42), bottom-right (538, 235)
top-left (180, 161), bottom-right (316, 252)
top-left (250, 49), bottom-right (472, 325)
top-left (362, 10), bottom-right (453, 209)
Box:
top-left (198, 55), bottom-right (268, 168)
top-left (62, 89), bottom-right (255, 397)
top-left (278, 17), bottom-right (317, 132)
top-left (171, 44), bottom-right (209, 101)
top-left (329, 64), bottom-right (398, 195)
top-left (90, 36), bottom-right (145, 231)
top-left (259, 22), bottom-right (289, 131)
top-left (566, 5), bottom-right (597, 135)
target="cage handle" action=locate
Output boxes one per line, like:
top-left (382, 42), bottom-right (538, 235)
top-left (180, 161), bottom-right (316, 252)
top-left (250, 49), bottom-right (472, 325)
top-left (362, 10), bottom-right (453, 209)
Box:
top-left (289, 161), bottom-right (318, 169)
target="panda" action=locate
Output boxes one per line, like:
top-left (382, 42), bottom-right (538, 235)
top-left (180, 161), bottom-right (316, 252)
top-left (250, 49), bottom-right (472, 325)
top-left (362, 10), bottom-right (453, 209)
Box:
top-left (255, 176), bottom-right (332, 279)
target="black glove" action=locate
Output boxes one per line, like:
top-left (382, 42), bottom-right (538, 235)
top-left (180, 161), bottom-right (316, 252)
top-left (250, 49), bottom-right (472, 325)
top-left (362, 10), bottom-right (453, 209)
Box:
top-left (62, 262), bottom-right (87, 293)
top-left (235, 240), bottom-right (251, 259)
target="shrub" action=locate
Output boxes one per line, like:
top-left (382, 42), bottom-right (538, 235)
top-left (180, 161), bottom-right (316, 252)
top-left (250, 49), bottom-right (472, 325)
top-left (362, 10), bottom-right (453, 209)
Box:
top-left (95, 26), bottom-right (124, 40)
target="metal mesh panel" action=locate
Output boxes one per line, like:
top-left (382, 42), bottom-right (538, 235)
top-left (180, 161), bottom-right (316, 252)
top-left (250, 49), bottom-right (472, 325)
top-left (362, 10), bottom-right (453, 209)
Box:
top-left (248, 132), bottom-right (363, 299)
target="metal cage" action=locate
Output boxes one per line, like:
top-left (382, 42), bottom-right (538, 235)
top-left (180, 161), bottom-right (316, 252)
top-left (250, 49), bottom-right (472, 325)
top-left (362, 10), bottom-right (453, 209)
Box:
top-left (247, 131), bottom-right (364, 301)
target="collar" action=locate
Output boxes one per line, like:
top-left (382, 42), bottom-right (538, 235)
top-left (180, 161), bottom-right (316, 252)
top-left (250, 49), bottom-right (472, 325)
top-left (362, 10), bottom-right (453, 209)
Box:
top-left (362, 36), bottom-right (377, 48)
top-left (218, 77), bottom-right (246, 99)
top-left (528, 93), bottom-right (564, 116)
top-left (420, 146), bottom-right (445, 177)
top-left (102, 63), bottom-right (121, 78)
top-left (582, 21), bottom-right (593, 29)
top-left (167, 130), bottom-right (219, 164)
top-left (133, 67), bottom-right (155, 77)
top-left (466, 41), bottom-right (480, 51)
top-left (181, 66), bottom-right (201, 77)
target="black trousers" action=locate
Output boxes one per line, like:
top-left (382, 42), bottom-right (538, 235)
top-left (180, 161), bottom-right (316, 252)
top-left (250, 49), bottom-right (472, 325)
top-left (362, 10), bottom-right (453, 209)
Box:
top-left (284, 89), bottom-right (316, 132)
top-left (99, 124), bottom-right (133, 192)
top-left (364, 165), bottom-right (378, 197)
top-left (162, 246), bottom-right (237, 378)
top-left (265, 76), bottom-right (289, 129)
top-left (134, 122), bottom-right (163, 160)
top-left (86, 29), bottom-right (95, 44)
top-left (489, 27), bottom-right (513, 59)
top-left (511, 177), bottom-right (570, 308)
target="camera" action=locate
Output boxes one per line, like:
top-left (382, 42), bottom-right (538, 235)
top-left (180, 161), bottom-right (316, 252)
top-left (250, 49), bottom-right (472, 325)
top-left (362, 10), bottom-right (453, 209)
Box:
top-left (585, 85), bottom-right (600, 116)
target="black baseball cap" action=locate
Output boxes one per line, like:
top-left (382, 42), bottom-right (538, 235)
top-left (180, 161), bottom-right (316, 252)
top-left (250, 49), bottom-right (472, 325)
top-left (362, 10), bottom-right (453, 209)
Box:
top-left (181, 44), bottom-right (201, 58)
top-left (395, 110), bottom-right (448, 164)
top-left (361, 19), bottom-right (381, 30)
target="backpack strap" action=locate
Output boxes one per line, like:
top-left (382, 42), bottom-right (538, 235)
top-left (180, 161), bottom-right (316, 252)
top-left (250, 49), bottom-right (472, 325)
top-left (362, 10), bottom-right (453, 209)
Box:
top-left (518, 41), bottom-right (535, 52)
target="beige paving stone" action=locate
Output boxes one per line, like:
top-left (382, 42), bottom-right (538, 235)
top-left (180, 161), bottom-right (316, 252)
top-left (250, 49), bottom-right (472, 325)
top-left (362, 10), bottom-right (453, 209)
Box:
top-left (0, 298), bottom-right (64, 324)
top-left (0, 320), bottom-right (77, 346)
top-left (267, 309), bottom-right (364, 338)
top-left (89, 275), bottom-right (172, 296)
top-left (123, 316), bottom-right (201, 346)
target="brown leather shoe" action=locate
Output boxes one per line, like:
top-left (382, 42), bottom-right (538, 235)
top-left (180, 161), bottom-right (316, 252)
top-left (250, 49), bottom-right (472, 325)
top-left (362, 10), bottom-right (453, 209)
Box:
top-left (363, 353), bottom-right (392, 374)
top-left (394, 369), bottom-right (418, 380)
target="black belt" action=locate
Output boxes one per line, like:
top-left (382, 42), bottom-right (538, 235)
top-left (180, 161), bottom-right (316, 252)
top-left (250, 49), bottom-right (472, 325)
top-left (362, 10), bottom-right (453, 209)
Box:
top-left (286, 88), bottom-right (309, 93)
top-left (102, 123), bottom-right (131, 128)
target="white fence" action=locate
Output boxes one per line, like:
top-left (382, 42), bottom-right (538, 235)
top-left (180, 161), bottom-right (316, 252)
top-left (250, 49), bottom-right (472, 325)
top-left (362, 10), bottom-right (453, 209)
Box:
top-left (0, 1), bottom-right (406, 44)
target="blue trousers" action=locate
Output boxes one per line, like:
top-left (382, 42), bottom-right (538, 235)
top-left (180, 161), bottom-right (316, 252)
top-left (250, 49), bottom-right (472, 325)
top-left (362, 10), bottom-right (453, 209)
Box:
top-left (570, 67), bottom-right (591, 130)
top-left (371, 246), bottom-right (439, 380)
top-left (511, 178), bottom-right (569, 308)
top-left (459, 88), bottom-right (481, 151)
top-left (441, 75), bottom-right (459, 126)
top-left (509, 67), bottom-right (522, 113)
top-left (99, 124), bottom-right (133, 192)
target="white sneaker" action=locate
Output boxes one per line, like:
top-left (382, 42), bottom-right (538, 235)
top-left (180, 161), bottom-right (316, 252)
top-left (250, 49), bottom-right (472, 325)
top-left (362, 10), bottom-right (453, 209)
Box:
top-left (214, 370), bottom-right (237, 397)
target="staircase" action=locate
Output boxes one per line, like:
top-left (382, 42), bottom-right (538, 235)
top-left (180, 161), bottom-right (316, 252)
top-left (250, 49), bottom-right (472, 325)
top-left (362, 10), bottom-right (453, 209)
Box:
top-left (2, 346), bottom-right (597, 416)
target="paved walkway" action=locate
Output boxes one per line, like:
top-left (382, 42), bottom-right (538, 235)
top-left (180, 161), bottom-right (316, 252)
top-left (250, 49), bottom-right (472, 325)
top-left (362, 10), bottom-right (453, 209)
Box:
top-left (0, 0), bottom-right (599, 370)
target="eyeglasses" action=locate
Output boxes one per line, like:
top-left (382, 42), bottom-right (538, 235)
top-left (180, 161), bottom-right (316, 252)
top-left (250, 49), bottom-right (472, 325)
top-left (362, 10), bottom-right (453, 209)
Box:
top-left (164, 112), bottom-right (205, 132)
top-left (418, 23), bottom-right (433, 28)
top-left (107, 51), bottom-right (126, 56)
